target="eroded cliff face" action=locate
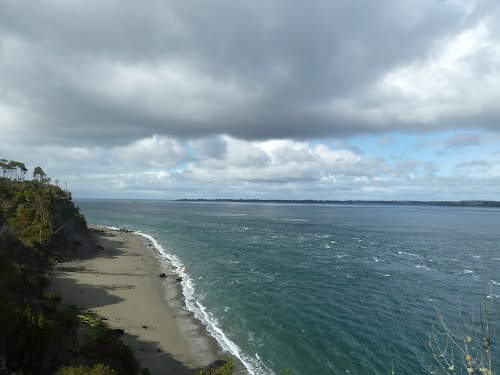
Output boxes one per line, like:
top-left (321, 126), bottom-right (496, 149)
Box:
top-left (51, 197), bottom-right (97, 260)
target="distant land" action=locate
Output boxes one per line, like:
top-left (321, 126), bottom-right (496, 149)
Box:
top-left (176, 199), bottom-right (500, 208)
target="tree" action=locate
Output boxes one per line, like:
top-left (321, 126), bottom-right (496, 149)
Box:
top-left (7, 161), bottom-right (28, 181)
top-left (6, 160), bottom-right (15, 180)
top-left (0, 160), bottom-right (28, 181)
top-left (0, 159), bottom-right (7, 178)
top-left (33, 166), bottom-right (46, 182)
top-left (18, 162), bottom-right (27, 181)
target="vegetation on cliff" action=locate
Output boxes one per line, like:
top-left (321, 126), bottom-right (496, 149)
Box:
top-left (0, 162), bottom-right (138, 375)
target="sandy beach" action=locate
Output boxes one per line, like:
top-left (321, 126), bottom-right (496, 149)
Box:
top-left (49, 226), bottom-right (229, 374)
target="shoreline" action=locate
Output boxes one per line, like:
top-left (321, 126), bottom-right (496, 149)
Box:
top-left (50, 225), bottom-right (244, 374)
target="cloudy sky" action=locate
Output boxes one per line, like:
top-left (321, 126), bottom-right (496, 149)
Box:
top-left (1, 0), bottom-right (500, 200)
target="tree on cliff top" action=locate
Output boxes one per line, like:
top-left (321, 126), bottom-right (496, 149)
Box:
top-left (33, 166), bottom-right (46, 182)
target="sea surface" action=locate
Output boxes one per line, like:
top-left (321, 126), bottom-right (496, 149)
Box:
top-left (76, 200), bottom-right (500, 374)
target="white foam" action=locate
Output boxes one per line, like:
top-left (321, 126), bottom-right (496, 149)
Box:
top-left (93, 225), bottom-right (273, 374)
top-left (398, 251), bottom-right (419, 258)
top-left (134, 229), bottom-right (272, 375)
top-left (415, 264), bottom-right (432, 271)
top-left (93, 224), bottom-right (121, 231)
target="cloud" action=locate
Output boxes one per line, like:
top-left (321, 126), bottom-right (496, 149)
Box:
top-left (454, 159), bottom-right (500, 178)
top-left (1, 132), bottom-right (497, 200)
top-left (2, 0), bottom-right (498, 147)
top-left (443, 133), bottom-right (481, 150)
top-left (189, 136), bottom-right (228, 160)
top-left (1, 1), bottom-right (500, 200)
top-left (113, 136), bottom-right (188, 169)
top-left (373, 21), bottom-right (500, 129)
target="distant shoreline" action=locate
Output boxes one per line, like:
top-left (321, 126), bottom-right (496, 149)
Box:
top-left (175, 199), bottom-right (500, 208)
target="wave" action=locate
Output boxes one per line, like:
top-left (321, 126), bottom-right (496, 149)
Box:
top-left (414, 264), bottom-right (433, 271)
top-left (94, 224), bottom-right (121, 231)
top-left (94, 225), bottom-right (270, 375)
top-left (398, 251), bottom-right (420, 258)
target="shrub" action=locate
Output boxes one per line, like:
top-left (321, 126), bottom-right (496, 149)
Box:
top-left (79, 312), bottom-right (138, 375)
top-left (200, 359), bottom-right (234, 375)
top-left (56, 307), bottom-right (80, 334)
top-left (55, 364), bottom-right (118, 375)
top-left (7, 305), bottom-right (63, 375)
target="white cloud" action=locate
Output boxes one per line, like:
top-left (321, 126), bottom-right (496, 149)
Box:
top-left (113, 135), bottom-right (187, 169)
top-left (1, 133), bottom-right (499, 200)
top-left (377, 21), bottom-right (500, 124)
top-left (311, 19), bottom-right (500, 131)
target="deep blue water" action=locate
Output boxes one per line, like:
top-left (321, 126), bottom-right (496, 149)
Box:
top-left (76, 200), bottom-right (500, 374)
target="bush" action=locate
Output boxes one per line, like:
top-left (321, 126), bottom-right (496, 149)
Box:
top-left (7, 305), bottom-right (63, 375)
top-left (79, 312), bottom-right (138, 375)
top-left (200, 359), bottom-right (234, 375)
top-left (55, 364), bottom-right (118, 375)
top-left (56, 307), bottom-right (80, 334)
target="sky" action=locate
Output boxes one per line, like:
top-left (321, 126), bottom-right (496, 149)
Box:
top-left (1, 0), bottom-right (500, 200)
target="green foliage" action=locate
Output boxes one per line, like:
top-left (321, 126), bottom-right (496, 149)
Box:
top-left (200, 359), bottom-right (235, 375)
top-left (79, 312), bottom-right (139, 375)
top-left (79, 312), bottom-right (109, 341)
top-left (54, 364), bottom-right (118, 375)
top-left (33, 165), bottom-right (46, 182)
top-left (0, 159), bottom-right (27, 181)
top-left (0, 176), bottom-right (80, 249)
top-left (0, 179), bottom-right (56, 247)
top-left (7, 305), bottom-right (63, 374)
top-left (0, 166), bottom-right (119, 374)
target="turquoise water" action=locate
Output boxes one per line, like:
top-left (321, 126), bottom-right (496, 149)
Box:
top-left (76, 200), bottom-right (500, 374)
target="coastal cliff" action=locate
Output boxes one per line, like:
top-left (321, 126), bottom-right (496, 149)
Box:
top-left (0, 178), bottom-right (138, 375)
top-left (0, 176), bottom-right (235, 375)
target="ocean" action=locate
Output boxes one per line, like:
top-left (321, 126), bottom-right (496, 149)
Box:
top-left (76, 200), bottom-right (500, 374)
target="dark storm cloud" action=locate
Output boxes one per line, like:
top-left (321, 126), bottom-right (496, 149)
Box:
top-left (2, 0), bottom-right (494, 146)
